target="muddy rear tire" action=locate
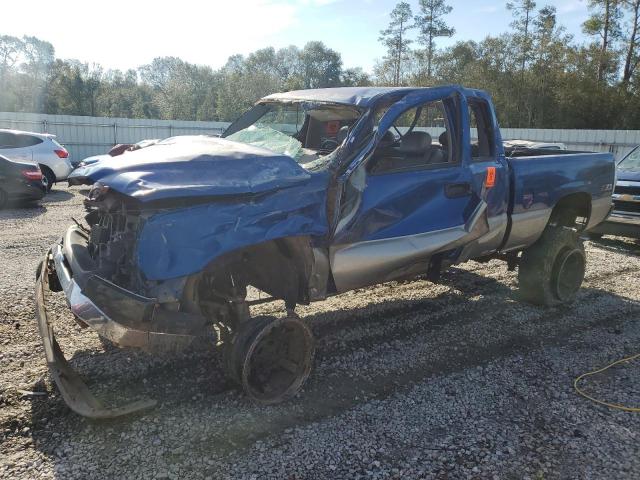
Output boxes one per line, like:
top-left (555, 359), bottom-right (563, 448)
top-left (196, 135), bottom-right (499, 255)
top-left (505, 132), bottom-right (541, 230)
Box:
top-left (224, 315), bottom-right (314, 404)
top-left (518, 226), bottom-right (586, 306)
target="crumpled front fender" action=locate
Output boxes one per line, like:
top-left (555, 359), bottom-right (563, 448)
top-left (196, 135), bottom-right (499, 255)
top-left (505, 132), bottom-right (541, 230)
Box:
top-left (137, 172), bottom-right (331, 281)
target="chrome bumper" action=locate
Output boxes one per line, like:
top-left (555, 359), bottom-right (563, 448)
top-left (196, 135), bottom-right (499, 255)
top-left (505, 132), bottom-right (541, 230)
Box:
top-left (606, 211), bottom-right (640, 225)
top-left (49, 243), bottom-right (197, 352)
top-left (589, 211), bottom-right (640, 238)
top-left (34, 238), bottom-right (207, 418)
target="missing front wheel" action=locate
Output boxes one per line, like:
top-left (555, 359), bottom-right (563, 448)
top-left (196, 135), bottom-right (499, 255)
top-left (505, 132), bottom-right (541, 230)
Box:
top-left (223, 315), bottom-right (315, 404)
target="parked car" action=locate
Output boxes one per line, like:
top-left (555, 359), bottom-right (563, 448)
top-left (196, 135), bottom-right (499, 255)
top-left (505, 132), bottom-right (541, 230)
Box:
top-left (0, 129), bottom-right (72, 191)
top-left (0, 155), bottom-right (45, 208)
top-left (589, 145), bottom-right (640, 239)
top-left (503, 139), bottom-right (567, 151)
top-left (75, 139), bottom-right (162, 169)
top-left (35, 86), bottom-right (615, 418)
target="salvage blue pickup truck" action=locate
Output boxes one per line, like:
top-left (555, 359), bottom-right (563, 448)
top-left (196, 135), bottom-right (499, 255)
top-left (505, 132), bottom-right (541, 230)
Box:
top-left (35, 86), bottom-right (615, 417)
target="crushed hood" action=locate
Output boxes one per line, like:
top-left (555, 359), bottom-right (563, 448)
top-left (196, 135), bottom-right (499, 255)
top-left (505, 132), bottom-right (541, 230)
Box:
top-left (68, 136), bottom-right (312, 202)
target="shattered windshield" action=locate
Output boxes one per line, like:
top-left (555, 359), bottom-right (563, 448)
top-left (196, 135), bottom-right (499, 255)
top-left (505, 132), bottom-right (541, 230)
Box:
top-left (227, 125), bottom-right (304, 160)
top-left (223, 101), bottom-right (362, 168)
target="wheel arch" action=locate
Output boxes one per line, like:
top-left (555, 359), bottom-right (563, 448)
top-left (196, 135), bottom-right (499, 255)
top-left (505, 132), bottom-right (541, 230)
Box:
top-left (548, 192), bottom-right (592, 231)
top-left (182, 235), bottom-right (321, 313)
top-left (39, 163), bottom-right (55, 181)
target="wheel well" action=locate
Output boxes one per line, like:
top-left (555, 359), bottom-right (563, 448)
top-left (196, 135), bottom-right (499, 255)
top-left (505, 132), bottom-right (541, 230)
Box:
top-left (183, 236), bottom-right (315, 315)
top-left (39, 164), bottom-right (55, 181)
top-left (549, 193), bottom-right (592, 230)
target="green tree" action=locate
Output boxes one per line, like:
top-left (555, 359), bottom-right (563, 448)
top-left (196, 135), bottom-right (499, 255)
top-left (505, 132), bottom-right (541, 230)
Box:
top-left (340, 67), bottom-right (372, 86)
top-left (622, 0), bottom-right (640, 87)
top-left (215, 53), bottom-right (281, 121)
top-left (414, 0), bottom-right (455, 78)
top-left (507, 0), bottom-right (537, 72)
top-left (299, 41), bottom-right (343, 89)
top-left (583, 0), bottom-right (623, 82)
top-left (0, 36), bottom-right (22, 75)
top-left (379, 2), bottom-right (414, 86)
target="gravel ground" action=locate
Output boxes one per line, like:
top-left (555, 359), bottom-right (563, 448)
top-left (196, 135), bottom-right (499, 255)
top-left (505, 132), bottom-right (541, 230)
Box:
top-left (1, 186), bottom-right (639, 479)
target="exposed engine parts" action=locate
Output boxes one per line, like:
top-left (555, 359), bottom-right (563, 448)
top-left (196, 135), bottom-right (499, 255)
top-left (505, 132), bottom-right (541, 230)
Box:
top-left (73, 186), bottom-right (319, 407)
top-left (83, 186), bottom-right (144, 292)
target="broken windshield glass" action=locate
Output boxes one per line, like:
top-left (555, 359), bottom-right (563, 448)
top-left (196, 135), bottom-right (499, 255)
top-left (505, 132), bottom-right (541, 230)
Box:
top-left (227, 125), bottom-right (304, 160)
top-left (223, 101), bottom-right (363, 167)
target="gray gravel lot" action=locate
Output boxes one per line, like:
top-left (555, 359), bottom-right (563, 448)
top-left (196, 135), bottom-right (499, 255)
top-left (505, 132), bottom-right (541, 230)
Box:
top-left (1, 186), bottom-right (639, 479)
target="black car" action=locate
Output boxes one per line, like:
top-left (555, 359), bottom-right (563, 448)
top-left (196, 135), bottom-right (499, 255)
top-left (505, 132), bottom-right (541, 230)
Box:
top-left (0, 154), bottom-right (46, 209)
top-left (590, 146), bottom-right (640, 239)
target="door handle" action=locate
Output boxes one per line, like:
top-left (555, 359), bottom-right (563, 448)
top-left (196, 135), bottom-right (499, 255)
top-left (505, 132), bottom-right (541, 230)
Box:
top-left (445, 182), bottom-right (472, 198)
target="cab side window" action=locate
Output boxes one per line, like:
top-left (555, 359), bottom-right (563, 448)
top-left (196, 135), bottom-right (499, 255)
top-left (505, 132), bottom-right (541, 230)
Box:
top-left (468, 99), bottom-right (495, 161)
top-left (371, 99), bottom-right (455, 174)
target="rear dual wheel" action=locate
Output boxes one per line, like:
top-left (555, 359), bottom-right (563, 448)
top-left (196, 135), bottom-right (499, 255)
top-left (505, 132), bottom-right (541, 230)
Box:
top-left (224, 315), bottom-right (314, 404)
top-left (519, 226), bottom-right (586, 306)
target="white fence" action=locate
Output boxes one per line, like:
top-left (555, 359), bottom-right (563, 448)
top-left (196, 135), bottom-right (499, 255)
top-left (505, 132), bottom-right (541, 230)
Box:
top-left (499, 128), bottom-right (640, 159)
top-left (0, 111), bottom-right (639, 162)
top-left (0, 112), bottom-right (228, 162)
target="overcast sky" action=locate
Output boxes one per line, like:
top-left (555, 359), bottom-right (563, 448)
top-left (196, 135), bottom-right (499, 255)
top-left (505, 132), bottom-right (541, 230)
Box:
top-left (5, 0), bottom-right (592, 72)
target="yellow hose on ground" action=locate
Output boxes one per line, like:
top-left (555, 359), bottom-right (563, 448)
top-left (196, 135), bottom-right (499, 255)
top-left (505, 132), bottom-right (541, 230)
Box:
top-left (574, 353), bottom-right (640, 413)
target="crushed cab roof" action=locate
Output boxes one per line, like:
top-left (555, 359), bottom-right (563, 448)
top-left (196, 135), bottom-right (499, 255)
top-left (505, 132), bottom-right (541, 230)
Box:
top-left (261, 86), bottom-right (422, 108)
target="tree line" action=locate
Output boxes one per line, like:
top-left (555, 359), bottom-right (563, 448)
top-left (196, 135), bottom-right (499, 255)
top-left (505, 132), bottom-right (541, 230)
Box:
top-left (377, 0), bottom-right (640, 129)
top-left (0, 37), bottom-right (369, 123)
top-left (1, 0), bottom-right (640, 129)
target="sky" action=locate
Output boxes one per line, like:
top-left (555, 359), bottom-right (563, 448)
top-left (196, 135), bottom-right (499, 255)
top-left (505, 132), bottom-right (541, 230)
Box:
top-left (4, 0), bottom-right (593, 73)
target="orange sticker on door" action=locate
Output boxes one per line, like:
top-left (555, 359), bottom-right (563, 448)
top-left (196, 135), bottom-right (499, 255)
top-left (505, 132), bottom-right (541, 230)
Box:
top-left (485, 167), bottom-right (496, 188)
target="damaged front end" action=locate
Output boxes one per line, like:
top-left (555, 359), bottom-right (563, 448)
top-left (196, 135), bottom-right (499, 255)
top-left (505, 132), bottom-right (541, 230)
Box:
top-left (35, 186), bottom-right (211, 418)
top-left (36, 168), bottom-right (330, 417)
top-left (48, 184), bottom-right (210, 352)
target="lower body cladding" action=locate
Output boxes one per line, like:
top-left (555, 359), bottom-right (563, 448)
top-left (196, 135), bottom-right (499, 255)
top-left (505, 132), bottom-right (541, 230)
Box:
top-left (330, 201), bottom-right (491, 292)
top-left (35, 240), bottom-right (208, 418)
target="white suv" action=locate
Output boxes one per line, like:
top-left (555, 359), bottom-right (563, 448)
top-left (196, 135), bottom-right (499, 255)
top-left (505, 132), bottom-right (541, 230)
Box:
top-left (0, 129), bottom-right (73, 191)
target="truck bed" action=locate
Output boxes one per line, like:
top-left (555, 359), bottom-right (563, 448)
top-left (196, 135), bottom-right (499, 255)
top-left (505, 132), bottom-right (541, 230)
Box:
top-left (502, 150), bottom-right (615, 251)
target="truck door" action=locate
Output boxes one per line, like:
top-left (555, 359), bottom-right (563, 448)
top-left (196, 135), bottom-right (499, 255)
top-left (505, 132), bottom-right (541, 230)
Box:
top-left (330, 89), bottom-right (491, 292)
top-left (457, 94), bottom-right (510, 261)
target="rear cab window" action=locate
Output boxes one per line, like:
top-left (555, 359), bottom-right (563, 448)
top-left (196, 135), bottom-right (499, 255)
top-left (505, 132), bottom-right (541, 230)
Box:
top-left (468, 99), bottom-right (496, 161)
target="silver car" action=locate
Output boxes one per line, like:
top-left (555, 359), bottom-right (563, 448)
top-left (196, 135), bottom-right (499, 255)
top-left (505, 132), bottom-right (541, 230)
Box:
top-left (0, 129), bottom-right (73, 191)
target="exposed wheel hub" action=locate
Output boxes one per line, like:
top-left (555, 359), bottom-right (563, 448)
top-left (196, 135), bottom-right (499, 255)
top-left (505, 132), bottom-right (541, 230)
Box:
top-left (225, 315), bottom-right (314, 403)
top-left (553, 247), bottom-right (586, 302)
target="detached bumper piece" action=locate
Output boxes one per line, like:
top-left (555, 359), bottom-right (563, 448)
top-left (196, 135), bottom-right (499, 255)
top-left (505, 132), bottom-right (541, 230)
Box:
top-left (35, 240), bottom-right (207, 418)
top-left (35, 252), bottom-right (157, 419)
